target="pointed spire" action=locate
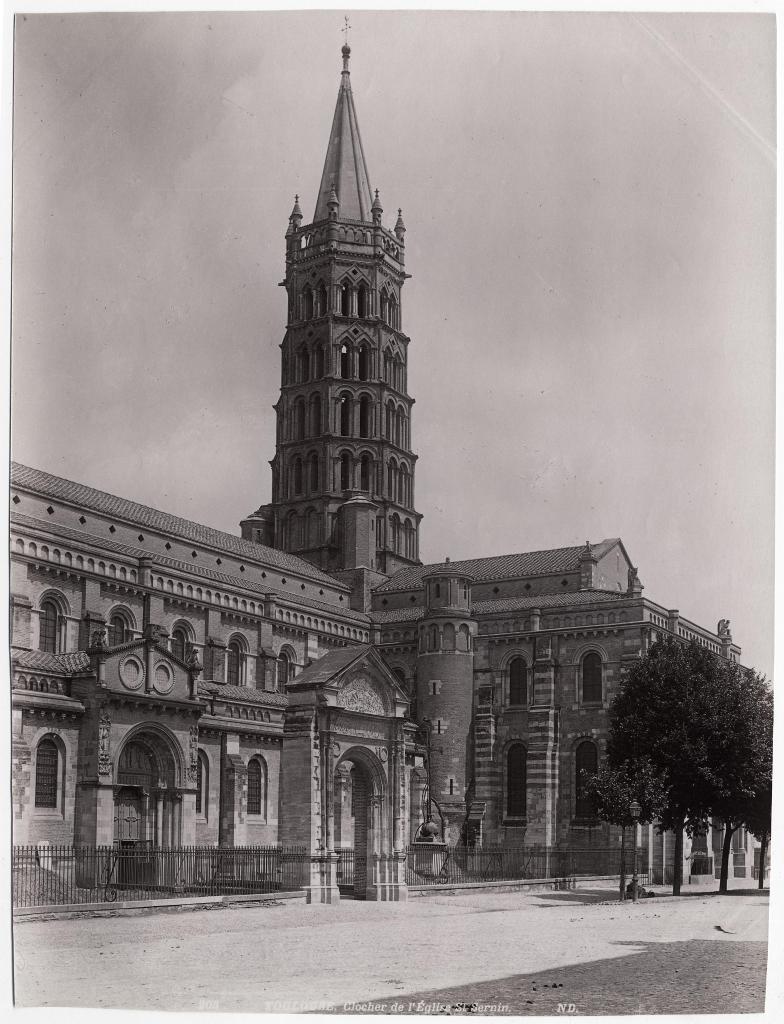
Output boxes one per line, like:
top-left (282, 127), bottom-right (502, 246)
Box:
top-left (314, 45), bottom-right (374, 223)
top-left (286, 194), bottom-right (303, 236)
top-left (371, 188), bottom-right (383, 226)
top-left (394, 208), bottom-right (406, 240)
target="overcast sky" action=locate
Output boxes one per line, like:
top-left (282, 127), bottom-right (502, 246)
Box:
top-left (11, 10), bottom-right (775, 677)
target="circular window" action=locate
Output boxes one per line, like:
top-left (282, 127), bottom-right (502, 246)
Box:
top-left (119, 656), bottom-right (144, 691)
top-left (153, 662), bottom-right (173, 695)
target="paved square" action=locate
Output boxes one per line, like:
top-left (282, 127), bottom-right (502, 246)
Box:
top-left (14, 886), bottom-right (769, 1015)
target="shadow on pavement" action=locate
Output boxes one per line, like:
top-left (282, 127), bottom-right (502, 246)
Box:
top-left (325, 939), bottom-right (767, 1016)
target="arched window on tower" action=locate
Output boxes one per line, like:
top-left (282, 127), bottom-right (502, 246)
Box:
top-left (391, 513), bottom-right (401, 552)
top-left (297, 346), bottom-right (310, 383)
top-left (575, 741), bottom-right (599, 819)
top-left (359, 395), bottom-right (371, 438)
top-left (358, 344), bottom-right (370, 381)
top-left (340, 283), bottom-right (351, 317)
top-left (303, 286), bottom-right (314, 320)
top-left (582, 652), bottom-right (603, 704)
top-left (307, 508), bottom-right (320, 546)
top-left (293, 457), bottom-right (303, 495)
top-left (309, 393), bottom-right (321, 436)
top-left (340, 344), bottom-right (351, 379)
top-left (506, 744), bottom-right (527, 819)
top-left (340, 393), bottom-right (352, 436)
top-left (294, 399), bottom-right (306, 441)
top-left (404, 518), bottom-right (414, 558)
top-left (357, 284), bottom-right (368, 318)
top-left (360, 454), bottom-right (372, 492)
top-left (443, 623), bottom-right (456, 651)
top-left (387, 458), bottom-right (398, 499)
top-left (398, 464), bottom-right (409, 505)
top-left (509, 658), bottom-right (527, 706)
top-left (380, 290), bottom-right (389, 324)
top-left (308, 452), bottom-right (320, 492)
top-left (340, 452), bottom-right (352, 491)
top-left (385, 400), bottom-right (394, 439)
top-left (313, 343), bottom-right (325, 379)
top-left (388, 294), bottom-right (399, 329)
top-left (316, 281), bottom-right (327, 316)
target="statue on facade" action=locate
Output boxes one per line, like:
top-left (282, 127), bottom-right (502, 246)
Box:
top-left (186, 646), bottom-right (202, 675)
top-left (188, 725), bottom-right (199, 782)
top-left (717, 619), bottom-right (731, 637)
top-left (97, 707), bottom-right (111, 776)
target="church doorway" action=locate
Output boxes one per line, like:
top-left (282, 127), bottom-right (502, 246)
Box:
top-left (113, 732), bottom-right (179, 850)
top-left (333, 754), bottom-right (377, 900)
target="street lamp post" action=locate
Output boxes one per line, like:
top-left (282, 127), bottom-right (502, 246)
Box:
top-left (629, 799), bottom-right (641, 902)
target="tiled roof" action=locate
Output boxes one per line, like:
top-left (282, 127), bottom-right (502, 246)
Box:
top-left (199, 682), bottom-right (288, 707)
top-left (12, 511), bottom-right (370, 625)
top-left (11, 649), bottom-right (92, 674)
top-left (374, 540), bottom-right (621, 593)
top-left (11, 462), bottom-right (345, 590)
top-left (371, 607), bottom-right (426, 624)
top-left (472, 591), bottom-right (627, 615)
top-left (288, 645), bottom-right (370, 689)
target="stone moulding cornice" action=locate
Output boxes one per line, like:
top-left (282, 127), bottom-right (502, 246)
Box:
top-left (13, 691), bottom-right (85, 715)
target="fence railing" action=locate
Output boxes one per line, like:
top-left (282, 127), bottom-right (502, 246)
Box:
top-left (336, 847), bottom-right (354, 889)
top-left (406, 844), bottom-right (650, 888)
top-left (12, 844), bottom-right (309, 909)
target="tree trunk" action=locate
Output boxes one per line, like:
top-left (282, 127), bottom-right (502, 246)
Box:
top-left (672, 819), bottom-right (684, 896)
top-left (719, 822), bottom-right (736, 894)
top-left (757, 834), bottom-right (768, 890)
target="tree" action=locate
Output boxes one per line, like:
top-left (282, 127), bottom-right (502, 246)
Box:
top-left (585, 760), bottom-right (666, 898)
top-left (605, 636), bottom-right (754, 895)
top-left (744, 775), bottom-right (772, 890)
top-left (704, 665), bottom-right (773, 892)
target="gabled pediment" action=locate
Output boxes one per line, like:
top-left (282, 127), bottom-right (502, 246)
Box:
top-left (286, 644), bottom-right (408, 718)
top-left (95, 638), bottom-right (199, 702)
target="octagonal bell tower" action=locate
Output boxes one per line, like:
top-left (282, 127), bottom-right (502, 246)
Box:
top-left (242, 45), bottom-right (422, 577)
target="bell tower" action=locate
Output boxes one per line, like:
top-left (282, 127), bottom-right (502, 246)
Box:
top-left (242, 45), bottom-right (422, 576)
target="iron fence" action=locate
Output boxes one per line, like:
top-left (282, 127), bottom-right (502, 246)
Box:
top-left (406, 844), bottom-right (650, 888)
top-left (12, 844), bottom-right (309, 909)
top-left (336, 847), bottom-right (354, 889)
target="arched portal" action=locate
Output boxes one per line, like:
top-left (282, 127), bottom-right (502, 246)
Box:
top-left (333, 747), bottom-right (386, 900)
top-left (113, 731), bottom-right (180, 850)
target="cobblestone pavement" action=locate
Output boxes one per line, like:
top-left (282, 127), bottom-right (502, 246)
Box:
top-left (14, 887), bottom-right (770, 1015)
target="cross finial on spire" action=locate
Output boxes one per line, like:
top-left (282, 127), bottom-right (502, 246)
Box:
top-left (341, 16), bottom-right (351, 72)
top-left (342, 15), bottom-right (351, 46)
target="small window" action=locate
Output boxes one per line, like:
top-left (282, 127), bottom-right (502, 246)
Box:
top-left (509, 658), bottom-right (527, 705)
top-left (39, 600), bottom-right (59, 654)
top-left (171, 628), bottom-right (188, 662)
top-left (247, 758), bottom-right (265, 816)
top-left (227, 640), bottom-right (243, 686)
top-left (35, 738), bottom-right (59, 809)
top-left (108, 614), bottom-right (128, 646)
top-left (506, 744), bottom-right (526, 818)
top-left (575, 742), bottom-right (599, 818)
top-left (582, 652), bottom-right (603, 703)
